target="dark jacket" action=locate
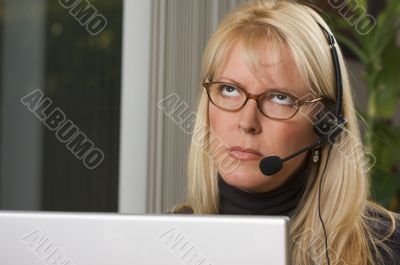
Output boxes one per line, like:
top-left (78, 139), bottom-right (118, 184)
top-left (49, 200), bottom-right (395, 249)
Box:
top-left (168, 204), bottom-right (400, 264)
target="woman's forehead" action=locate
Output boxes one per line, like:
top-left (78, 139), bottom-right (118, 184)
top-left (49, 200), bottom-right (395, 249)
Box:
top-left (214, 41), bottom-right (309, 97)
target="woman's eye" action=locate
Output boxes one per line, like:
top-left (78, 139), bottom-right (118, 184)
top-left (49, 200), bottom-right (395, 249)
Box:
top-left (219, 85), bottom-right (240, 97)
top-left (270, 93), bottom-right (295, 106)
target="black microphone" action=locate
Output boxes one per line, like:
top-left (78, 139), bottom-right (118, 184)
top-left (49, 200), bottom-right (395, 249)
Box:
top-left (259, 136), bottom-right (328, 176)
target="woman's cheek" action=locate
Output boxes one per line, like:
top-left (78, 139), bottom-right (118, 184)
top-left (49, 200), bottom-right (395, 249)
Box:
top-left (208, 108), bottom-right (238, 166)
top-left (209, 107), bottom-right (233, 140)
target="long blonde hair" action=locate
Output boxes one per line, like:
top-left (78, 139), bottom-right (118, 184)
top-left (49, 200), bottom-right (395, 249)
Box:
top-left (181, 1), bottom-right (398, 264)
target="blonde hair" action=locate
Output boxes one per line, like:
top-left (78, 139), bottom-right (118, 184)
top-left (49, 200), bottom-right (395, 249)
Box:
top-left (180, 1), bottom-right (398, 264)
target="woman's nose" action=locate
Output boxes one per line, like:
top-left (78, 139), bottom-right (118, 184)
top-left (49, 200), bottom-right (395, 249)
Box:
top-left (238, 99), bottom-right (262, 134)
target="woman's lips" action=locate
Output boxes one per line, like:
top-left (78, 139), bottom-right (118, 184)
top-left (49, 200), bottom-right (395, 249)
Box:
top-left (228, 147), bottom-right (263, 161)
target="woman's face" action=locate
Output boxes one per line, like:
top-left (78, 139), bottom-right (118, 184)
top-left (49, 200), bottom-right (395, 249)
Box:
top-left (209, 41), bottom-right (318, 193)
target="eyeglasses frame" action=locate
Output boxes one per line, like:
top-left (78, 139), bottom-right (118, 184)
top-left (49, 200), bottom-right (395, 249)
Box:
top-left (203, 81), bottom-right (326, 121)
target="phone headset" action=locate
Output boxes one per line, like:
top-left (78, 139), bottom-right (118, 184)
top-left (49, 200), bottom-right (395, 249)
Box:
top-left (258, 22), bottom-right (347, 265)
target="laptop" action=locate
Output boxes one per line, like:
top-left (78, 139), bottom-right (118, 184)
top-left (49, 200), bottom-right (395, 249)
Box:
top-left (0, 211), bottom-right (289, 265)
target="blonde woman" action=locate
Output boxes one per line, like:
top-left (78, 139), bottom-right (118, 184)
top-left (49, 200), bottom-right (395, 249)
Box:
top-left (169, 1), bottom-right (400, 264)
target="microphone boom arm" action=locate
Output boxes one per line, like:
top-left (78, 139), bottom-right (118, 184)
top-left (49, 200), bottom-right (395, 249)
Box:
top-left (282, 136), bottom-right (327, 162)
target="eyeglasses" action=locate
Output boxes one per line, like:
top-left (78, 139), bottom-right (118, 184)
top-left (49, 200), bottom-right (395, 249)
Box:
top-left (203, 81), bottom-right (326, 120)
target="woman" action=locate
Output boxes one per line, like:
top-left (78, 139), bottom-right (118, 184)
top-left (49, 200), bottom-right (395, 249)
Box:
top-left (169, 1), bottom-right (400, 264)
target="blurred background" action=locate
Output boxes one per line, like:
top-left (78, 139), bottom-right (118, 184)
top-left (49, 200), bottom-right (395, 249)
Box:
top-left (0, 0), bottom-right (399, 214)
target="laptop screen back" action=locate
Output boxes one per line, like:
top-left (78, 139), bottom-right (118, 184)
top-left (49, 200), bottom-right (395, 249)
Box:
top-left (0, 211), bottom-right (289, 265)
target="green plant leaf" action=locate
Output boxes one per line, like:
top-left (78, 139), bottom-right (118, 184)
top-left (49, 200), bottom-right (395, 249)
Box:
top-left (334, 32), bottom-right (368, 62)
top-left (369, 1), bottom-right (400, 58)
top-left (371, 171), bottom-right (400, 208)
top-left (357, 0), bottom-right (367, 9)
top-left (373, 36), bottom-right (400, 118)
top-left (374, 87), bottom-right (398, 118)
top-left (371, 124), bottom-right (400, 171)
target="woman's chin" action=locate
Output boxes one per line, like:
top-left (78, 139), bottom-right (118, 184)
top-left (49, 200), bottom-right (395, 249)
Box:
top-left (220, 166), bottom-right (272, 192)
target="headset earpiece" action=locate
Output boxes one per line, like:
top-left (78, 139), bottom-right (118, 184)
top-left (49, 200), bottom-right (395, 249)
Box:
top-left (314, 114), bottom-right (347, 142)
top-left (314, 117), bottom-right (334, 137)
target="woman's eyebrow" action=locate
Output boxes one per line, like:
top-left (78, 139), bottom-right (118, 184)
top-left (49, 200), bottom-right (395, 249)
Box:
top-left (218, 77), bottom-right (300, 97)
top-left (217, 77), bottom-right (246, 88)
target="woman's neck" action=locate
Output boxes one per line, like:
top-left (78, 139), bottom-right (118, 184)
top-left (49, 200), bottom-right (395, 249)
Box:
top-left (217, 158), bottom-right (310, 217)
